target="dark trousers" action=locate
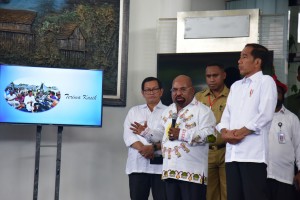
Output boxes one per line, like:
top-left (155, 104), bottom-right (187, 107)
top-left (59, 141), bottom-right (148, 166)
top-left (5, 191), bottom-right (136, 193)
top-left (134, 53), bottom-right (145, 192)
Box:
top-left (226, 162), bottom-right (268, 200)
top-left (165, 179), bottom-right (207, 200)
top-left (129, 173), bottom-right (166, 200)
top-left (267, 178), bottom-right (295, 200)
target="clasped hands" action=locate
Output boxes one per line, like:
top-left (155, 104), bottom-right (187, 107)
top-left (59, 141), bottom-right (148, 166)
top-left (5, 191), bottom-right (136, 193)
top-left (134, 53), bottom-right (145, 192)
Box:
top-left (139, 145), bottom-right (155, 159)
top-left (221, 127), bottom-right (251, 144)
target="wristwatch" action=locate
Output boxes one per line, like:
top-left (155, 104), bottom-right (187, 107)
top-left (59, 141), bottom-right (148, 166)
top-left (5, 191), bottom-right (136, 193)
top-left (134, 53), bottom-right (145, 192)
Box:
top-left (152, 143), bottom-right (158, 151)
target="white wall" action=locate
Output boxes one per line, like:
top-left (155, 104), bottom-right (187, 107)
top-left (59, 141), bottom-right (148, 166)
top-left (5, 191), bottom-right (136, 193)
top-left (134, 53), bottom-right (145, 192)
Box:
top-left (0, 1), bottom-right (225, 200)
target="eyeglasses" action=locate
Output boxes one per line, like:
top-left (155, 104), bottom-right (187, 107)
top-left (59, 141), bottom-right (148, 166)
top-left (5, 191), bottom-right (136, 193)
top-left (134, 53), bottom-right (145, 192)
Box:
top-left (143, 87), bottom-right (161, 94)
top-left (170, 87), bottom-right (192, 93)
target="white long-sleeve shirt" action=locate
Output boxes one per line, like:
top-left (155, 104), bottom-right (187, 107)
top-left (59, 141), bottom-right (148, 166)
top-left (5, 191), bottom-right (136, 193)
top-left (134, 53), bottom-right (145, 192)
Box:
top-left (216, 71), bottom-right (277, 163)
top-left (267, 106), bottom-right (300, 185)
top-left (123, 101), bottom-right (167, 175)
top-left (160, 98), bottom-right (216, 184)
top-left (24, 95), bottom-right (36, 111)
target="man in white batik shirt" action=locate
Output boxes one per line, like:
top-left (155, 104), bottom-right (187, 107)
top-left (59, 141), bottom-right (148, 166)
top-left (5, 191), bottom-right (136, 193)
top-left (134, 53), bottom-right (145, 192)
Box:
top-left (140, 75), bottom-right (216, 200)
top-left (123, 77), bottom-right (167, 200)
top-left (267, 75), bottom-right (300, 200)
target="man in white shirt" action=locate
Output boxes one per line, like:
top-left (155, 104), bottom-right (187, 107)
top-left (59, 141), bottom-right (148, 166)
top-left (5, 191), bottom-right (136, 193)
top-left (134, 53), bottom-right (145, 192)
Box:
top-left (6, 90), bottom-right (20, 108)
top-left (267, 76), bottom-right (300, 200)
top-left (216, 43), bottom-right (277, 200)
top-left (158, 75), bottom-right (215, 200)
top-left (123, 77), bottom-right (167, 200)
top-left (24, 90), bottom-right (36, 112)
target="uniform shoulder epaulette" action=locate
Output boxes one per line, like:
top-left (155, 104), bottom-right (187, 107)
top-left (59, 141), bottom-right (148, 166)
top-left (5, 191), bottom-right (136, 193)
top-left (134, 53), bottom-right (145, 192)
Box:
top-left (201, 88), bottom-right (209, 93)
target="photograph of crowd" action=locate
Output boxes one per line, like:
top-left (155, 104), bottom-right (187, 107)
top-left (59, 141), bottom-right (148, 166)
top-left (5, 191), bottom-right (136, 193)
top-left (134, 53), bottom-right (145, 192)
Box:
top-left (4, 82), bottom-right (60, 113)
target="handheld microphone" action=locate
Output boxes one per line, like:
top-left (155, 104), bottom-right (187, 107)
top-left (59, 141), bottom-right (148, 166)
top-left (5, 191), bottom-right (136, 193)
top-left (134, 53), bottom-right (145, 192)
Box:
top-left (171, 113), bottom-right (177, 128)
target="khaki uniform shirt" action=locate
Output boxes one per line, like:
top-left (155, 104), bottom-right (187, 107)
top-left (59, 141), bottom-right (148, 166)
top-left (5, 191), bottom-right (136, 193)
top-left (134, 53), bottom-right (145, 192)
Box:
top-left (195, 86), bottom-right (229, 146)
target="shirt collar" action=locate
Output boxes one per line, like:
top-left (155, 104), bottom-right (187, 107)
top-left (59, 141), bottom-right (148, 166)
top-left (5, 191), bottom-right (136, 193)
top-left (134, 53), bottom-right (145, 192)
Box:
top-left (276, 105), bottom-right (286, 114)
top-left (203, 86), bottom-right (230, 98)
top-left (141, 101), bottom-right (165, 110)
top-left (242, 71), bottom-right (263, 84)
top-left (190, 97), bottom-right (198, 105)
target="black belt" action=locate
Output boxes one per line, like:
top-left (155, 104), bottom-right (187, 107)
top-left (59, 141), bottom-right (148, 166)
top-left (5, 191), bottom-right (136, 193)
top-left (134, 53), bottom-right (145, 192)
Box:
top-left (209, 143), bottom-right (226, 150)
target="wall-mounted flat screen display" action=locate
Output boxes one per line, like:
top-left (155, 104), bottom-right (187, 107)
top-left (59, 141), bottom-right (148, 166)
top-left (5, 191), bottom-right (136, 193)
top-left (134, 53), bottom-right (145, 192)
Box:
top-left (0, 64), bottom-right (103, 127)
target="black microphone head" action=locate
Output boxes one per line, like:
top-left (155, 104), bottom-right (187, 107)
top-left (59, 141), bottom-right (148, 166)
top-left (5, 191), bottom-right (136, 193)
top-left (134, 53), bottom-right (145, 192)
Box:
top-left (171, 113), bottom-right (177, 128)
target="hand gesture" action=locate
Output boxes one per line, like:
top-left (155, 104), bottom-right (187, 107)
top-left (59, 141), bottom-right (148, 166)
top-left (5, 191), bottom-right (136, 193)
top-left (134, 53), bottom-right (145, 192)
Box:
top-left (130, 121), bottom-right (147, 135)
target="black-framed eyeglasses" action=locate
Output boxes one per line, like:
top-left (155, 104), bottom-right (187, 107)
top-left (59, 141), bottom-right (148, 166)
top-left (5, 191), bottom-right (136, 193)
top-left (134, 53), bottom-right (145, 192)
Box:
top-left (143, 87), bottom-right (161, 94)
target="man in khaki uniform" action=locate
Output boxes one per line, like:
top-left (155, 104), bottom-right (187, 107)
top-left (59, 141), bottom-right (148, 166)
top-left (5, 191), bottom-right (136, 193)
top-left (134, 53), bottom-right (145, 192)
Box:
top-left (195, 64), bottom-right (229, 200)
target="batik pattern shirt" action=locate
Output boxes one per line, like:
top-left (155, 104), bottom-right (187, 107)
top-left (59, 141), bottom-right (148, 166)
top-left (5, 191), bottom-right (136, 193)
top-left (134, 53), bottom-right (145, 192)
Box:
top-left (160, 98), bottom-right (216, 184)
